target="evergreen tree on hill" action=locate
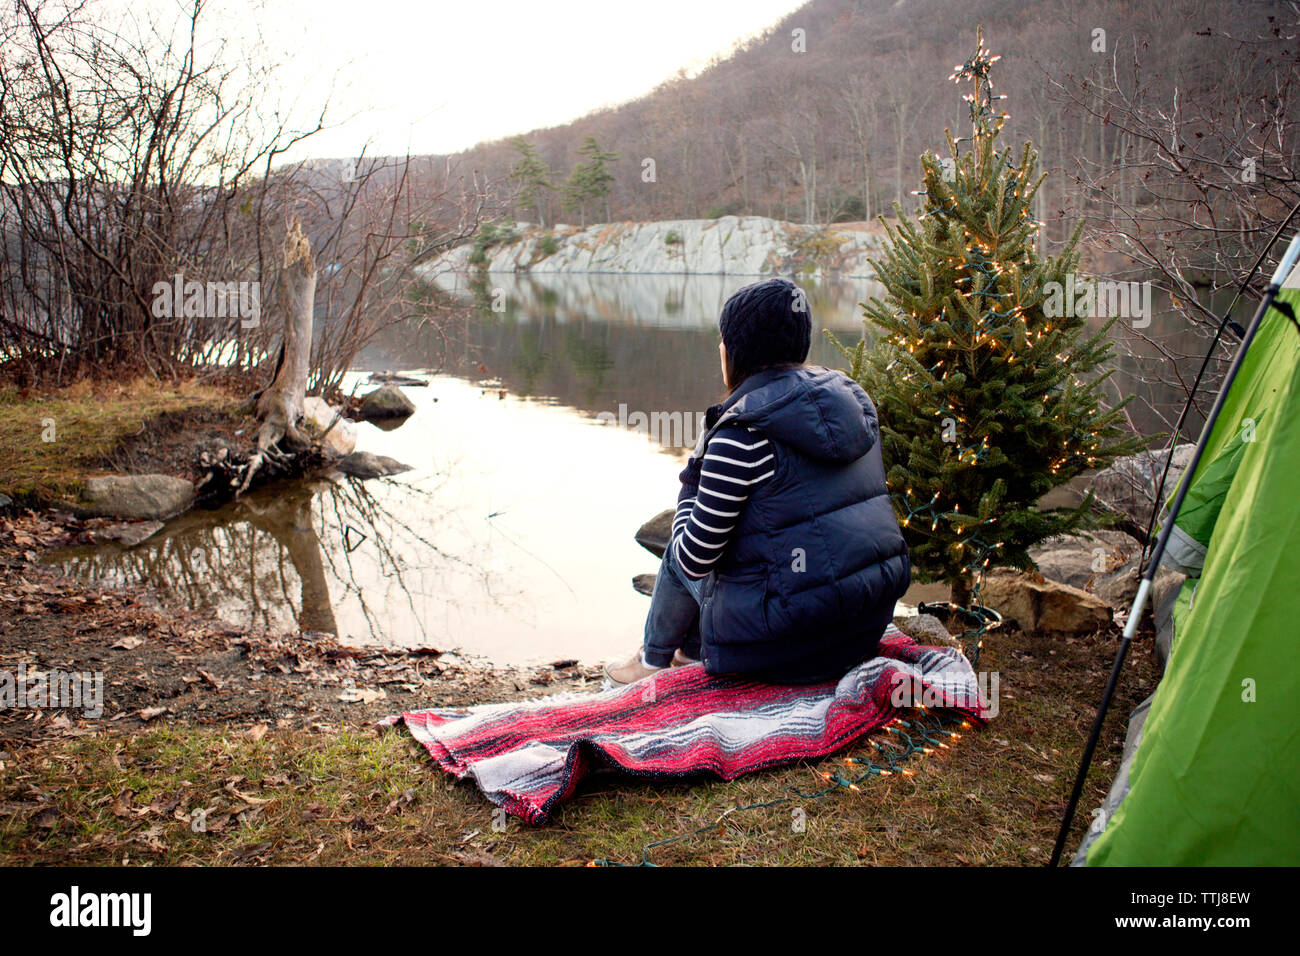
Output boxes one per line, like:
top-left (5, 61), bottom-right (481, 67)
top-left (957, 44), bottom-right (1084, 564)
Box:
top-left (563, 136), bottom-right (619, 226)
top-left (508, 136), bottom-right (555, 227)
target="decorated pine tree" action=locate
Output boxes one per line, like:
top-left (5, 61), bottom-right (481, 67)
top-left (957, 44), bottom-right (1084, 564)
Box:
top-left (833, 30), bottom-right (1143, 609)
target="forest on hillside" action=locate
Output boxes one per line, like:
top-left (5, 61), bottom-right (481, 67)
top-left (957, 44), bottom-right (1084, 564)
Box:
top-left (446, 0), bottom-right (1295, 288)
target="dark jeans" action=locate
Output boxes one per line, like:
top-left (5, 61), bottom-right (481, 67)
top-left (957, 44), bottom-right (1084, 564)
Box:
top-left (642, 544), bottom-right (707, 667)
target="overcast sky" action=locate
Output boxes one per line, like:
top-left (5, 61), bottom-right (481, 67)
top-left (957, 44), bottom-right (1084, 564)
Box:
top-left (152, 0), bottom-right (808, 160)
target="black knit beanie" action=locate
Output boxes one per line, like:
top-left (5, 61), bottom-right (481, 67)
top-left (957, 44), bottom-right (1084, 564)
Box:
top-left (718, 277), bottom-right (812, 379)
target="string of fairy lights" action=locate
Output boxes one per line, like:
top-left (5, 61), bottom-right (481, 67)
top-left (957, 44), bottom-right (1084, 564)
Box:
top-left (588, 709), bottom-right (975, 866)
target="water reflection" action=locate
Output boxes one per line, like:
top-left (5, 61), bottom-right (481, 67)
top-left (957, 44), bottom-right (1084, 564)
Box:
top-left (369, 272), bottom-right (873, 442)
top-left (378, 271), bottom-right (1250, 440)
top-left (426, 269), bottom-right (884, 331)
top-left (48, 376), bottom-right (686, 663)
top-left (47, 476), bottom-right (490, 641)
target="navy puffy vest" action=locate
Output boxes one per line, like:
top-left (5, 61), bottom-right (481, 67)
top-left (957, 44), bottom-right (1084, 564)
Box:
top-left (697, 365), bottom-right (911, 683)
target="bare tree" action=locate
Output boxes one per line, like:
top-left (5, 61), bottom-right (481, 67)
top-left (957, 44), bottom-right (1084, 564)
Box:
top-left (1046, 4), bottom-right (1300, 428)
top-left (0, 0), bottom-right (487, 399)
top-left (0, 0), bottom-right (324, 382)
top-left (840, 74), bottom-right (880, 221)
top-left (302, 153), bottom-right (487, 396)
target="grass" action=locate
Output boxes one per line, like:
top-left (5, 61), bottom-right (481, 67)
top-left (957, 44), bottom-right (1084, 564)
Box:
top-left (0, 377), bottom-right (240, 505)
top-left (1, 628), bottom-right (1151, 866)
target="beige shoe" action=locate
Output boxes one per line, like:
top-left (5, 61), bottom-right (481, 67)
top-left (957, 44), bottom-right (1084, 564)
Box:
top-left (671, 649), bottom-right (699, 666)
top-left (603, 648), bottom-right (665, 686)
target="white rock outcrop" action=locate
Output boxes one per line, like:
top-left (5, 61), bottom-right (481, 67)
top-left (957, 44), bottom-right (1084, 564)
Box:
top-left (420, 216), bottom-right (884, 278)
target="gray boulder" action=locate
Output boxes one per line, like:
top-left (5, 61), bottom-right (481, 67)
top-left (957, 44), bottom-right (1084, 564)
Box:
top-left (81, 474), bottom-right (194, 520)
top-left (1029, 529), bottom-right (1143, 612)
top-left (368, 372), bottom-right (427, 387)
top-left (338, 451), bottom-right (412, 480)
top-left (91, 520), bottom-right (165, 548)
top-left (980, 568), bottom-right (1114, 634)
top-left (634, 508), bottom-right (676, 558)
top-left (357, 385), bottom-right (416, 421)
top-left (632, 573), bottom-right (657, 596)
top-left (893, 613), bottom-right (960, 648)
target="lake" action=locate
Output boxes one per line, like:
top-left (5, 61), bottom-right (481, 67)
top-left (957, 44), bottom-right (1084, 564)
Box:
top-left (44, 271), bottom-right (1237, 665)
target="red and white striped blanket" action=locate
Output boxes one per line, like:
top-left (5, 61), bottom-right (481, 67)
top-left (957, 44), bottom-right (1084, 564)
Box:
top-left (386, 629), bottom-right (987, 824)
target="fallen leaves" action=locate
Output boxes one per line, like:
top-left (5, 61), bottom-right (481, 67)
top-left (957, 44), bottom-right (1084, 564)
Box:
top-left (385, 788), bottom-right (417, 814)
top-left (3, 535), bottom-right (603, 741)
top-left (1, 513), bottom-right (106, 554)
top-left (32, 806), bottom-right (60, 829)
top-left (230, 840), bottom-right (273, 863)
top-left (135, 824), bottom-right (167, 854)
top-left (449, 847), bottom-right (504, 866)
top-left (112, 789), bottom-right (151, 818)
top-left (337, 686), bottom-right (386, 704)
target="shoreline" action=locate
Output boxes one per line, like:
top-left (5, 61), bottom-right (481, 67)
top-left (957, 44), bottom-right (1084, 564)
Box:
top-left (0, 510), bottom-right (603, 742)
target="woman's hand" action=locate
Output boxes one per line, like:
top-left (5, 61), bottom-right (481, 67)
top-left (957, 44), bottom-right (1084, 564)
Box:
top-left (688, 403), bottom-right (725, 460)
top-left (679, 455), bottom-right (703, 493)
top-left (681, 402), bottom-right (724, 493)
top-left (680, 405), bottom-right (719, 490)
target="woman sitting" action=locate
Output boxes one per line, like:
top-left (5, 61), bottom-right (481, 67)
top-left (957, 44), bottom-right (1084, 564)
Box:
top-left (605, 276), bottom-right (911, 686)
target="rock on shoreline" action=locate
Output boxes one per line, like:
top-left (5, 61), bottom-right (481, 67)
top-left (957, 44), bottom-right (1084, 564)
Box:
top-left (337, 452), bottom-right (412, 480)
top-left (1027, 528), bottom-right (1141, 612)
top-left (302, 396), bottom-right (358, 457)
top-left (356, 385), bottom-right (416, 421)
top-left (980, 569), bottom-right (1113, 634)
top-left (634, 508), bottom-right (675, 558)
top-left (79, 474), bottom-right (195, 520)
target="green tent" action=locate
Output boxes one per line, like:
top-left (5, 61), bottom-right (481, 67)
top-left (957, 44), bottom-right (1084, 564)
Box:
top-left (1076, 276), bottom-right (1300, 866)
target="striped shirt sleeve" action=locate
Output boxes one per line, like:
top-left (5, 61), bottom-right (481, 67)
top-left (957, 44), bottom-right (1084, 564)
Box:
top-left (670, 424), bottom-right (776, 580)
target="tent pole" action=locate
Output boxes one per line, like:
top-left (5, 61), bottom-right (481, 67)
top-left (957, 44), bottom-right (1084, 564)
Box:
top-left (1049, 232), bottom-right (1300, 867)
